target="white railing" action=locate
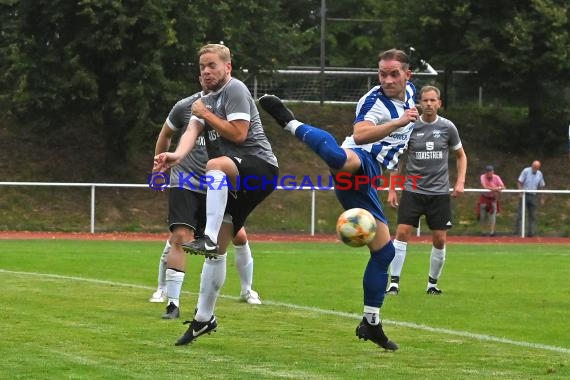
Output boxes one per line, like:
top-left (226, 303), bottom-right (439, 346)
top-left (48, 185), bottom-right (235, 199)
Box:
top-left (1, 182), bottom-right (569, 237)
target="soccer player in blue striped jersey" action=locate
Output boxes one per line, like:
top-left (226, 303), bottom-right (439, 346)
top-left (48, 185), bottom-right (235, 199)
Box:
top-left (260, 49), bottom-right (419, 351)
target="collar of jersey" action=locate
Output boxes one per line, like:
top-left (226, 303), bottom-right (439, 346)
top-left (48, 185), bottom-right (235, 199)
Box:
top-left (204, 77), bottom-right (233, 97)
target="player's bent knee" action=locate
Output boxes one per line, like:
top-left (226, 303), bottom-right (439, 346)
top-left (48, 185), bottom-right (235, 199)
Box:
top-left (232, 231), bottom-right (247, 246)
top-left (170, 226), bottom-right (195, 245)
top-left (206, 156), bottom-right (235, 172)
top-left (395, 224), bottom-right (413, 241)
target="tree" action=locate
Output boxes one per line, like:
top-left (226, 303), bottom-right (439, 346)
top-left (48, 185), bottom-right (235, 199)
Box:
top-left (398, 0), bottom-right (570, 151)
top-left (0, 0), bottom-right (179, 167)
top-left (0, 0), bottom-right (314, 175)
top-left (496, 0), bottom-right (570, 145)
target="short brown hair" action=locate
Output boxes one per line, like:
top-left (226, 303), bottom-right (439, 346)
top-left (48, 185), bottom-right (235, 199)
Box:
top-left (378, 49), bottom-right (410, 70)
top-left (198, 44), bottom-right (231, 63)
top-left (419, 85), bottom-right (441, 99)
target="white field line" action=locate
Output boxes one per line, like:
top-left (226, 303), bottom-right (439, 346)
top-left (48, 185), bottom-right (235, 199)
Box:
top-left (2, 268), bottom-right (569, 355)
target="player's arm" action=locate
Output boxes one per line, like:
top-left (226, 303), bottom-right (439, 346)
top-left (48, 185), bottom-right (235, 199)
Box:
top-left (154, 120), bottom-right (203, 171)
top-left (155, 122), bottom-right (176, 155)
top-left (387, 155), bottom-right (407, 207)
top-left (191, 99), bottom-right (249, 144)
top-left (352, 108), bottom-right (418, 145)
top-left (387, 168), bottom-right (402, 208)
top-left (452, 147), bottom-right (467, 197)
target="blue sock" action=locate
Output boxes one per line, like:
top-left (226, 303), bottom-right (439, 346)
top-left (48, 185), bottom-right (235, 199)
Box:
top-left (294, 124), bottom-right (347, 170)
top-left (363, 241), bottom-right (396, 308)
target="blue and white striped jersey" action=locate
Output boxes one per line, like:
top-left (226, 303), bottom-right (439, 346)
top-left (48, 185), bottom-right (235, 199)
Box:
top-left (341, 82), bottom-right (416, 169)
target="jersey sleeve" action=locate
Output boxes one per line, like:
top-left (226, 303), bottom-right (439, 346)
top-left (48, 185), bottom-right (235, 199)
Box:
top-left (224, 81), bottom-right (251, 122)
top-left (406, 82), bottom-right (417, 105)
top-left (166, 101), bottom-right (186, 131)
top-left (354, 87), bottom-right (386, 125)
top-left (447, 121), bottom-right (462, 150)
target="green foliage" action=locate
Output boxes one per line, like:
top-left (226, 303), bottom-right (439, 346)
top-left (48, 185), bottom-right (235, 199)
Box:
top-left (398, 0), bottom-right (570, 148)
top-left (1, 0), bottom-right (569, 171)
top-left (0, 0), bottom-right (315, 168)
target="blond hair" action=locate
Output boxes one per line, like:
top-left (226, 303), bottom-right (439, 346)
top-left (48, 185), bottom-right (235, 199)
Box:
top-left (198, 44), bottom-right (231, 62)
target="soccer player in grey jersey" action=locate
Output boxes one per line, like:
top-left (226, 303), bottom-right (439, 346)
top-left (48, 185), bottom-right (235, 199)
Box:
top-left (386, 85), bottom-right (467, 295)
top-left (154, 44), bottom-right (278, 346)
top-left (151, 85), bottom-right (262, 321)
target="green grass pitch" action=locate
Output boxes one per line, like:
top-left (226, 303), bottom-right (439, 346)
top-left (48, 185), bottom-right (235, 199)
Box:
top-left (1, 239), bottom-right (569, 379)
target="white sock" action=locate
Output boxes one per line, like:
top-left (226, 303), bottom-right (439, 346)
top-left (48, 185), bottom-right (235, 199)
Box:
top-left (234, 241), bottom-right (253, 292)
top-left (390, 239), bottom-right (408, 278)
top-left (157, 240), bottom-right (170, 291)
top-left (428, 246), bottom-right (446, 284)
top-left (204, 170), bottom-right (228, 244)
top-left (165, 268), bottom-right (185, 307)
top-left (195, 254), bottom-right (227, 322)
top-left (363, 306), bottom-right (380, 326)
top-left (284, 120), bottom-right (303, 135)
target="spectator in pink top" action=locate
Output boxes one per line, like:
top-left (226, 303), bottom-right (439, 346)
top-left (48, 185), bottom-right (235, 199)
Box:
top-left (478, 165), bottom-right (505, 236)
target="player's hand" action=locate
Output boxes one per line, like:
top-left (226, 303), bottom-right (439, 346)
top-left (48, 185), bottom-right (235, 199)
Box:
top-left (400, 107), bottom-right (419, 124)
top-left (191, 99), bottom-right (209, 118)
top-left (387, 190), bottom-right (399, 208)
top-left (153, 152), bottom-right (177, 172)
top-left (451, 183), bottom-right (465, 198)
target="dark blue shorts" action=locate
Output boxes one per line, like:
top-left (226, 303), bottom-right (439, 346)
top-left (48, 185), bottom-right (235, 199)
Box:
top-left (333, 147), bottom-right (388, 225)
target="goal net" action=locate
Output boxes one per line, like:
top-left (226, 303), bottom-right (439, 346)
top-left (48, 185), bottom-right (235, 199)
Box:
top-left (240, 64), bottom-right (438, 104)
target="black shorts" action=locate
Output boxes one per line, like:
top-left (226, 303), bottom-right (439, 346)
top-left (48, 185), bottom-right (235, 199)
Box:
top-left (397, 191), bottom-right (452, 230)
top-left (226, 155), bottom-right (279, 235)
top-left (167, 187), bottom-right (206, 236)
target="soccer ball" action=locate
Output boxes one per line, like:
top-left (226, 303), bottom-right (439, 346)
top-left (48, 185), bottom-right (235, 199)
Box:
top-left (336, 208), bottom-right (377, 247)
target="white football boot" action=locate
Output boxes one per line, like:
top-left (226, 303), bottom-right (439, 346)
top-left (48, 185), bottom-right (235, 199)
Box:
top-left (240, 289), bottom-right (262, 305)
top-left (149, 289), bottom-right (167, 303)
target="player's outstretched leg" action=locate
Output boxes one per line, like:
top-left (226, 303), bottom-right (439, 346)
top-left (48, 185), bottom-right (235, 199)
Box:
top-left (259, 95), bottom-right (347, 170)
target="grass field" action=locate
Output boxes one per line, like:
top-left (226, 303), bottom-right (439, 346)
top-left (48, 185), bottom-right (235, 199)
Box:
top-left (1, 239), bottom-right (569, 379)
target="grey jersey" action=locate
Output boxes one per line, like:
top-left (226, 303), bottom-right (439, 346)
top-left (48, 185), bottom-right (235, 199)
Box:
top-left (191, 78), bottom-right (278, 167)
top-left (166, 92), bottom-right (209, 193)
top-left (403, 115), bottom-right (462, 194)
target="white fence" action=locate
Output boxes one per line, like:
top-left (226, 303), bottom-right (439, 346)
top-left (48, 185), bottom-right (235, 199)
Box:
top-left (1, 182), bottom-right (569, 237)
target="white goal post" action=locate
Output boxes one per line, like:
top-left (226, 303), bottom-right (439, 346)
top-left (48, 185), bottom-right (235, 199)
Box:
top-left (241, 65), bottom-right (438, 103)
